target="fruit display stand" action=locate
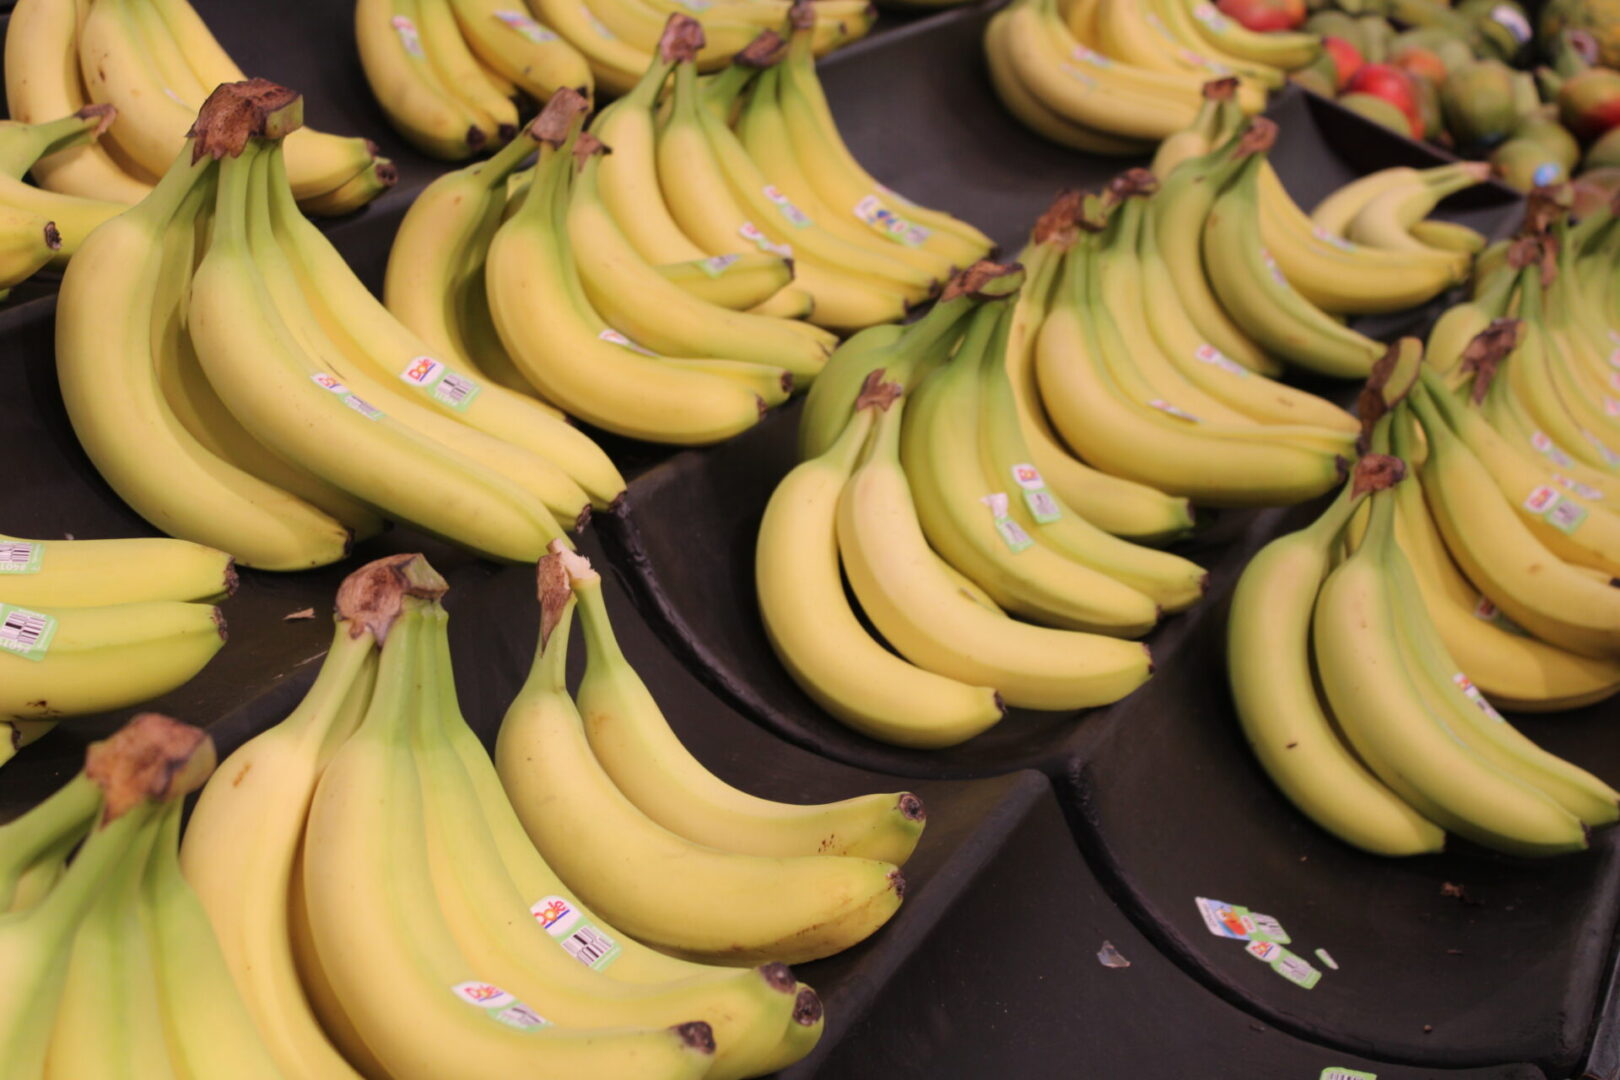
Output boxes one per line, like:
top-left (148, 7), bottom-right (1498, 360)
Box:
top-left (5, 1), bottom-right (1620, 1077)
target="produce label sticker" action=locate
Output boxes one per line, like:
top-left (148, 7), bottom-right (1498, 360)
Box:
top-left (1320, 1069), bottom-right (1376, 1080)
top-left (1270, 948), bottom-right (1322, 989)
top-left (980, 493), bottom-right (1033, 553)
top-left (310, 374), bottom-right (384, 421)
top-left (1189, 3), bottom-right (1230, 31)
top-left (854, 195), bottom-right (930, 248)
top-left (0, 604), bottom-right (56, 662)
top-left (1553, 473), bottom-right (1605, 501)
top-left (1523, 485), bottom-right (1588, 535)
top-left (1246, 939), bottom-right (1283, 963)
top-left (1195, 343), bottom-right (1249, 377)
top-left (1452, 673), bottom-right (1505, 722)
top-left (1247, 912), bottom-right (1290, 944)
top-left (1070, 45), bottom-right (1113, 68)
top-left (763, 185), bottom-right (812, 229)
top-left (584, 9), bottom-right (615, 39)
top-left (597, 328), bottom-right (658, 357)
top-left (389, 15), bottom-right (426, 58)
top-left (739, 222), bottom-right (792, 259)
top-left (493, 10), bottom-right (558, 43)
top-left (450, 982), bottom-right (550, 1030)
top-left (1311, 226), bottom-right (1356, 253)
top-left (1315, 949), bottom-right (1339, 971)
top-left (0, 541), bottom-right (43, 575)
top-left (1195, 897), bottom-right (1254, 940)
top-left (400, 356), bottom-right (482, 412)
top-left (1489, 4), bottom-right (1531, 42)
top-left (163, 88), bottom-right (189, 108)
top-left (1149, 398), bottom-right (1199, 423)
top-left (1584, 430), bottom-right (1620, 467)
top-left (1530, 430), bottom-right (1574, 468)
top-left (531, 896), bottom-right (622, 971)
top-left (699, 254), bottom-right (740, 278)
top-left (1010, 464), bottom-right (1061, 523)
top-left (1473, 596), bottom-right (1529, 637)
top-left (1260, 247), bottom-right (1287, 287)
top-left (1060, 63), bottom-right (1099, 89)
top-left (674, 0), bottom-right (712, 11)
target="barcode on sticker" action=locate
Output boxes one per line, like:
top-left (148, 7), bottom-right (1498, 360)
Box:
top-left (561, 924), bottom-right (619, 967)
top-left (1271, 950), bottom-right (1321, 989)
top-left (401, 353), bottom-right (482, 411)
top-left (1247, 913), bottom-right (1289, 944)
top-left (531, 896), bottom-right (621, 970)
top-left (451, 982), bottom-right (550, 1030)
top-left (1194, 343), bottom-right (1249, 377)
top-left (1149, 399), bottom-right (1199, 422)
top-left (598, 328), bottom-right (658, 357)
top-left (739, 222), bottom-right (792, 258)
top-left (0, 542), bottom-right (42, 574)
top-left (1010, 464), bottom-right (1061, 523)
top-left (981, 493), bottom-right (1032, 552)
top-left (0, 604), bottom-right (56, 662)
top-left (435, 373), bottom-right (478, 407)
top-left (390, 15), bottom-right (425, 57)
top-left (313, 373), bottom-right (385, 420)
top-left (854, 195), bottom-right (931, 248)
top-left (344, 396), bottom-right (383, 420)
top-left (1060, 63), bottom-right (1099, 89)
top-left (700, 254), bottom-right (739, 277)
top-left (763, 185), bottom-right (812, 229)
top-left (1320, 1069), bottom-right (1376, 1080)
top-left (493, 9), bottom-right (558, 42)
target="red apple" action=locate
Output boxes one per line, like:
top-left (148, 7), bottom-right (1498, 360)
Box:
top-left (1321, 35), bottom-right (1364, 92)
top-left (1390, 44), bottom-right (1449, 88)
top-left (1216, 0), bottom-right (1306, 33)
top-left (1346, 63), bottom-right (1423, 138)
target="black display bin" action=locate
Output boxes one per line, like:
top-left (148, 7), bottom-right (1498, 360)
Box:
top-left (4, 0), bottom-right (1617, 1076)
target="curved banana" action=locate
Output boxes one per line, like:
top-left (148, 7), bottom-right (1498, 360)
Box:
top-left (1181, 0), bottom-right (1319, 70)
top-left (356, 0), bottom-right (492, 159)
top-left (1306, 165), bottom-right (1424, 236)
top-left (1347, 165), bottom-right (1491, 253)
top-left (0, 772), bottom-right (100, 909)
top-left (416, 0), bottom-right (521, 141)
top-left (446, 0), bottom-right (593, 104)
top-left (0, 533), bottom-right (232, 607)
top-left (655, 252), bottom-right (795, 309)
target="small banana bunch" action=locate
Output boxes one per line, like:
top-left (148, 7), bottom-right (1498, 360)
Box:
top-left (414, 17), bottom-right (992, 443)
top-left (181, 553), bottom-right (912, 1078)
top-left (984, 0), bottom-right (1317, 152)
top-left (0, 714), bottom-right (287, 1077)
top-left (4, 0), bottom-right (391, 217)
top-left (1230, 351), bottom-right (1620, 858)
top-left (0, 531), bottom-right (231, 770)
top-left (758, 264), bottom-right (1201, 749)
top-left (57, 79), bottom-right (626, 571)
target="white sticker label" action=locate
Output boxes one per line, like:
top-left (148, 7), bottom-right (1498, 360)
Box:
top-left (1490, 3), bottom-right (1531, 42)
top-left (1553, 473), bottom-right (1604, 500)
top-left (311, 373), bottom-right (384, 421)
top-left (493, 9), bottom-right (559, 42)
top-left (739, 222), bottom-right (792, 259)
top-left (1271, 950), bottom-right (1322, 989)
top-left (597, 328), bottom-right (658, 357)
top-left (0, 542), bottom-right (42, 574)
top-left (1149, 398), bottom-right (1200, 422)
top-left (1311, 225), bottom-right (1356, 253)
top-left (1452, 672), bottom-right (1505, 722)
top-left (400, 355), bottom-right (481, 411)
top-left (0, 604), bottom-right (55, 662)
top-left (699, 254), bottom-right (739, 277)
top-left (1190, 2), bottom-right (1230, 30)
top-left (980, 493), bottom-right (1033, 552)
top-left (390, 15), bottom-right (425, 57)
top-left (1010, 464), bottom-right (1061, 523)
top-left (853, 195), bottom-right (931, 248)
top-left (762, 185), bottom-right (812, 229)
top-left (1260, 247), bottom-right (1287, 287)
top-left (1524, 485), bottom-right (1589, 534)
top-left (1071, 45), bottom-right (1113, 68)
top-left (1315, 949), bottom-right (1339, 971)
top-left (531, 896), bottom-right (622, 971)
top-left (1194, 343), bottom-right (1249, 377)
top-left (1321, 1068), bottom-right (1376, 1080)
top-left (1531, 430), bottom-right (1574, 467)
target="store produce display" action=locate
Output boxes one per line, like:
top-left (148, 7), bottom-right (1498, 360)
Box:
top-left (11, 0), bottom-right (1620, 1075)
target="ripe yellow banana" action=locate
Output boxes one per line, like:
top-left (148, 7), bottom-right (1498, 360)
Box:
top-left (0, 532), bottom-right (232, 607)
top-left (357, 0), bottom-right (493, 159)
top-left (447, 0), bottom-right (592, 106)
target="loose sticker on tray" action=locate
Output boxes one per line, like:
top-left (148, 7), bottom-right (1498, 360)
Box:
top-left (310, 374), bottom-right (384, 421)
top-left (1523, 485), bottom-right (1589, 535)
top-left (531, 896), bottom-right (622, 971)
top-left (493, 9), bottom-right (559, 43)
top-left (1010, 464), bottom-right (1061, 523)
top-left (0, 541), bottom-right (43, 575)
top-left (981, 493), bottom-right (1033, 553)
top-left (1320, 1069), bottom-right (1376, 1080)
top-left (1194, 898), bottom-right (1288, 943)
top-left (400, 356), bottom-right (482, 412)
top-left (450, 982), bottom-right (550, 1030)
top-left (1245, 941), bottom-right (1321, 988)
top-left (854, 195), bottom-right (930, 248)
top-left (0, 604), bottom-right (57, 662)
top-left (1315, 949), bottom-right (1339, 971)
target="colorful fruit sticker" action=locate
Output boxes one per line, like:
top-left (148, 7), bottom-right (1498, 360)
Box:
top-left (1553, 474), bottom-right (1605, 501)
top-left (739, 222), bottom-right (792, 259)
top-left (0, 604), bottom-right (56, 662)
top-left (1248, 912), bottom-right (1290, 944)
top-left (493, 10), bottom-right (559, 43)
top-left (1245, 939), bottom-right (1283, 963)
top-left (853, 196), bottom-right (931, 248)
top-left (1260, 247), bottom-right (1287, 287)
top-left (980, 493), bottom-right (1033, 553)
top-left (1530, 430), bottom-right (1574, 468)
top-left (1584, 430), bottom-right (1620, 467)
top-left (1524, 485), bottom-right (1590, 535)
top-left (450, 982), bottom-right (550, 1030)
top-left (1452, 673), bottom-right (1506, 723)
top-left (1195, 897), bottom-right (1255, 940)
top-left (1149, 398), bottom-right (1200, 423)
top-left (584, 8), bottom-right (615, 39)
top-left (1311, 226), bottom-right (1357, 253)
top-left (389, 15), bottom-right (426, 58)
top-left (1190, 2), bottom-right (1230, 31)
top-left (763, 186), bottom-right (812, 229)
top-left (699, 254), bottom-right (740, 278)
top-left (1071, 45), bottom-right (1114, 68)
top-left (1010, 463), bottom-right (1062, 524)
top-left (0, 541), bottom-right (42, 575)
top-left (1473, 595), bottom-right (1529, 637)
top-left (1319, 1069), bottom-right (1376, 1080)
top-left (309, 374), bottom-right (384, 421)
top-left (531, 896), bottom-right (623, 971)
top-left (400, 356), bottom-right (482, 412)
top-left (1270, 948), bottom-right (1322, 989)
top-left (598, 328), bottom-right (659, 357)
top-left (1194, 343), bottom-right (1250, 378)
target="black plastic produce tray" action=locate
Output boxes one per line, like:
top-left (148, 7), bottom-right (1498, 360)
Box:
top-left (5, 0), bottom-right (1617, 1076)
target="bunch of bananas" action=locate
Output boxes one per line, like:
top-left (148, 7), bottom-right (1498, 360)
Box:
top-left (398, 15), bottom-right (992, 443)
top-left (4, 0), bottom-right (391, 217)
top-left (180, 552), bottom-right (915, 1078)
top-left (1230, 352), bottom-right (1620, 858)
top-left (984, 0), bottom-right (1318, 152)
top-left (0, 532), bottom-right (231, 770)
top-left (0, 713), bottom-right (289, 1076)
top-left (57, 80), bottom-right (626, 570)
top-left (356, 0), bottom-right (870, 153)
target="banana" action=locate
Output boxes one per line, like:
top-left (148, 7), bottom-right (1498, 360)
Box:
top-left (498, 547), bottom-right (906, 966)
top-left (293, 154), bottom-right (398, 217)
top-left (574, 130), bottom-right (838, 373)
top-left (189, 116), bottom-right (565, 561)
top-left (1149, 76), bottom-right (1227, 180)
top-left (1201, 130), bottom-right (1384, 378)
top-left (181, 596), bottom-right (380, 1080)
top-left (1347, 164), bottom-right (1492, 253)
top-left (841, 385), bottom-right (1155, 708)
top-left (1313, 455), bottom-right (1588, 857)
top-left (356, 0), bottom-right (492, 159)
top-left (0, 772), bottom-right (100, 910)
top-left (3, 0), bottom-right (153, 203)
top-left (1409, 218), bottom-right (1487, 255)
top-left (0, 720), bottom-right (54, 772)
top-left (418, 0), bottom-right (521, 141)
top-left (906, 304), bottom-right (1163, 633)
top-left (757, 381), bottom-right (1005, 748)
top-left (1092, 0), bottom-right (1267, 107)
top-left (143, 799), bottom-right (285, 1079)
top-left (446, 0), bottom-right (593, 105)
top-left (1145, 0), bottom-right (1287, 87)
top-left (524, 0), bottom-right (649, 96)
top-left (1508, 280), bottom-right (1620, 475)
top-left (1412, 385), bottom-right (1620, 661)
top-left (1181, 0), bottom-right (1320, 69)
top-left (655, 252), bottom-right (795, 309)
top-left (486, 94), bottom-right (774, 445)
top-left (0, 107), bottom-right (124, 262)
top-left (410, 602), bottom-right (810, 1080)
top-left (0, 532), bottom-right (233, 607)
top-left (0, 106), bottom-right (111, 179)
top-left (1228, 477), bottom-right (1445, 856)
top-left (0, 205), bottom-right (60, 291)
top-left (775, 9), bottom-right (990, 268)
top-left (571, 566), bottom-right (927, 864)
top-left (266, 144), bottom-right (626, 515)
top-left (302, 573), bottom-right (716, 1080)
